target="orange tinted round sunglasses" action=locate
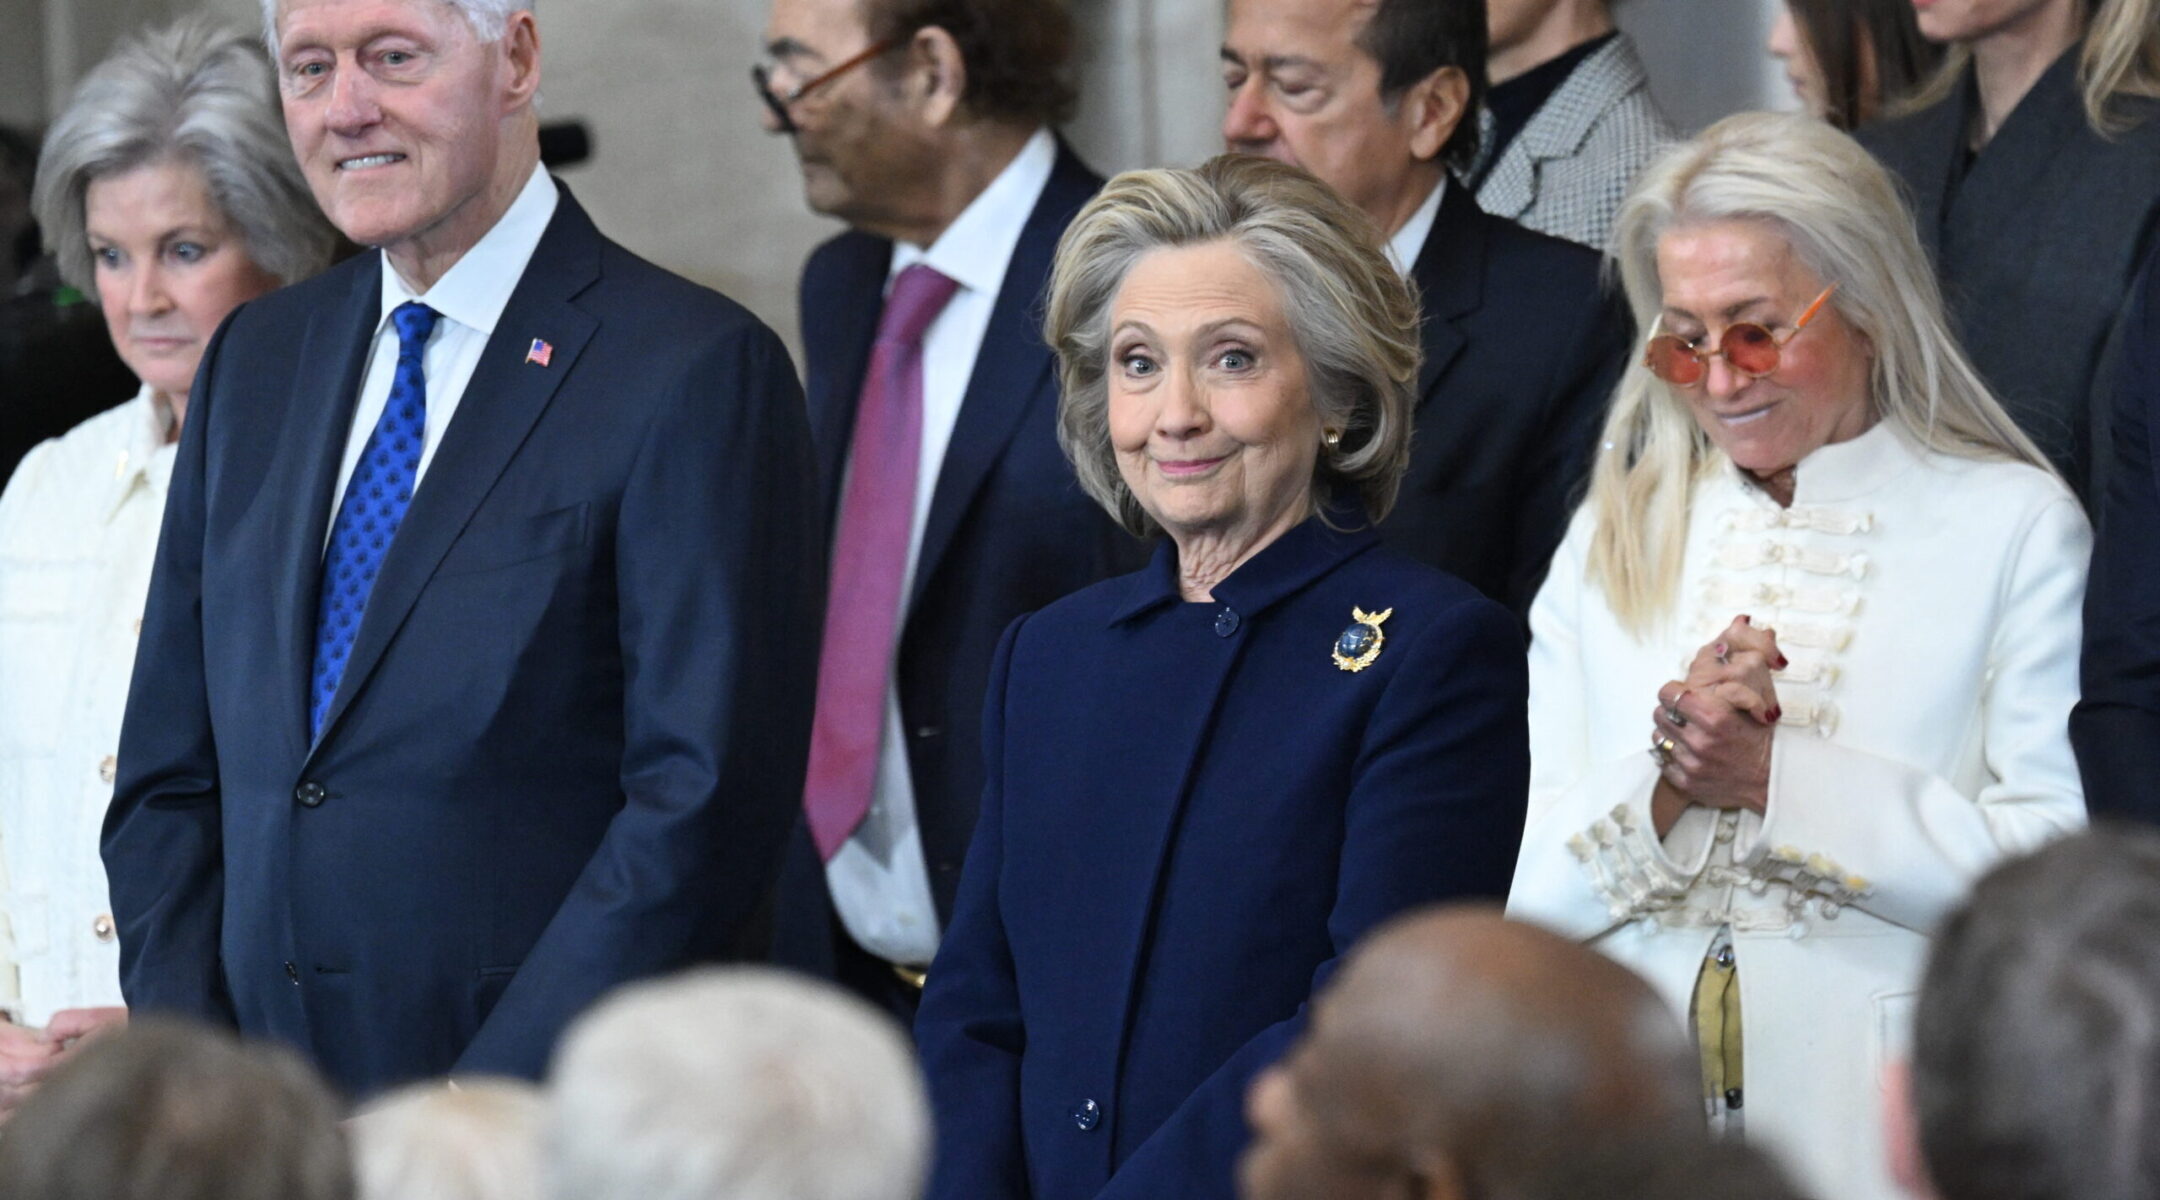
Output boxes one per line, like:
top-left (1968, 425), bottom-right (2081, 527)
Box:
top-left (1643, 284), bottom-right (1838, 386)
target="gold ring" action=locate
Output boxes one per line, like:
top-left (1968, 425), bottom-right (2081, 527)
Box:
top-left (1649, 735), bottom-right (1676, 766)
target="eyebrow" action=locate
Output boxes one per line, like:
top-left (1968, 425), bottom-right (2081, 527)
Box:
top-left (1218, 47), bottom-right (1327, 74)
top-left (1663, 296), bottom-right (1776, 324)
top-left (765, 36), bottom-right (818, 61)
top-left (1112, 316), bottom-right (1269, 342)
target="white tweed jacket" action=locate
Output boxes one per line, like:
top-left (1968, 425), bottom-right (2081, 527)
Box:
top-left (1473, 34), bottom-right (1676, 254)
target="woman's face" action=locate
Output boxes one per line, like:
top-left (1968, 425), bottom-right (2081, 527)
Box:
top-left (1768, 6), bottom-right (1831, 117)
top-left (85, 158), bottom-right (282, 407)
top-left (1107, 239), bottom-right (1321, 552)
top-left (1654, 219), bottom-right (1875, 476)
top-left (1908, 0), bottom-right (2080, 46)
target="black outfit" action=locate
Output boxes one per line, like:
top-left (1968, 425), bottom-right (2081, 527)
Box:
top-left (1380, 181), bottom-right (1630, 617)
top-left (1475, 31), bottom-right (1619, 187)
top-left (1859, 48), bottom-right (2160, 503)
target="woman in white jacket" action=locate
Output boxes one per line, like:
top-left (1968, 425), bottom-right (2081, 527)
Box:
top-left (1507, 112), bottom-right (2086, 1200)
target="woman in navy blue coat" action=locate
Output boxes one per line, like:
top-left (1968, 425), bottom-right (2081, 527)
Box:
top-left (914, 155), bottom-right (1532, 1200)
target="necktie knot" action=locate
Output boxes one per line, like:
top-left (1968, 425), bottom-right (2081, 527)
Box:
top-left (877, 264), bottom-right (959, 349)
top-left (392, 301), bottom-right (440, 355)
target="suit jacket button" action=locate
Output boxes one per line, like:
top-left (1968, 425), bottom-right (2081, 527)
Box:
top-left (294, 781), bottom-right (327, 807)
top-left (1072, 1099), bottom-right (1100, 1131)
top-left (1213, 608), bottom-right (1240, 637)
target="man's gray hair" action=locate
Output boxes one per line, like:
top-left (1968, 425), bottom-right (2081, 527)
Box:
top-left (260, 0), bottom-right (533, 55)
top-left (30, 15), bottom-right (338, 295)
top-left (545, 967), bottom-right (929, 1200)
top-left (351, 1079), bottom-right (543, 1200)
top-left (1913, 827), bottom-right (2160, 1200)
top-left (1044, 153), bottom-right (1421, 538)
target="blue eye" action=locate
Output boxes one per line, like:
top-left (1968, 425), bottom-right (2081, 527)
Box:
top-left (93, 247), bottom-right (122, 268)
top-left (171, 242), bottom-right (206, 263)
top-left (1219, 349), bottom-right (1253, 371)
top-left (1121, 353), bottom-right (1158, 376)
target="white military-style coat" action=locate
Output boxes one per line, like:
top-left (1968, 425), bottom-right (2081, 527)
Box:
top-left (1508, 422), bottom-right (2088, 1200)
top-left (0, 389), bottom-right (171, 1026)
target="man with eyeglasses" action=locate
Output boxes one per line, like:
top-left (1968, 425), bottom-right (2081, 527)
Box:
top-left (1222, 0), bottom-right (1629, 620)
top-left (756, 0), bottom-right (1144, 1018)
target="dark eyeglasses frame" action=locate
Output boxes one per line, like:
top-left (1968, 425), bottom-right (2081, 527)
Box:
top-left (752, 37), bottom-right (900, 134)
top-left (1643, 284), bottom-right (1839, 387)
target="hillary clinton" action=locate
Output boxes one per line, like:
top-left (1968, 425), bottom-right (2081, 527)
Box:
top-left (913, 154), bottom-right (1530, 1200)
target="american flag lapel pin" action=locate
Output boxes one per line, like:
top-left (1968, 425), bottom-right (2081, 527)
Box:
top-left (525, 338), bottom-right (553, 367)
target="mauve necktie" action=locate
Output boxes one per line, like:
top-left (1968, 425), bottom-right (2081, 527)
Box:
top-left (804, 263), bottom-right (960, 861)
top-left (310, 300), bottom-right (439, 738)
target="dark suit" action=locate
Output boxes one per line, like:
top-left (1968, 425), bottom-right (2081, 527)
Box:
top-left (2073, 243), bottom-right (2160, 823)
top-left (771, 141), bottom-right (1144, 1000)
top-left (1383, 182), bottom-right (1629, 617)
top-left (916, 517), bottom-right (1529, 1200)
top-left (1860, 50), bottom-right (2160, 504)
top-left (102, 183), bottom-right (820, 1096)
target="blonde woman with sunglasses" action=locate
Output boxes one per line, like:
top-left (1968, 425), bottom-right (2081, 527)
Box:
top-left (1507, 113), bottom-right (2086, 1200)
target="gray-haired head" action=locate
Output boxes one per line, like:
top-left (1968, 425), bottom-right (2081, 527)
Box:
top-left (351, 1078), bottom-right (543, 1200)
top-left (31, 15), bottom-right (338, 295)
top-left (1913, 827), bottom-right (2160, 1200)
top-left (260, 0), bottom-right (533, 56)
top-left (1044, 152), bottom-right (1421, 539)
top-left (545, 966), bottom-right (929, 1200)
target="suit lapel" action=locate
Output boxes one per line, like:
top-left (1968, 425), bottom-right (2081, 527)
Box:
top-left (273, 259), bottom-right (381, 765)
top-left (907, 143), bottom-right (1102, 613)
top-left (306, 188), bottom-right (603, 755)
top-left (810, 236), bottom-right (892, 530)
top-left (1896, 66), bottom-right (1980, 264)
top-left (1410, 183), bottom-right (1486, 404)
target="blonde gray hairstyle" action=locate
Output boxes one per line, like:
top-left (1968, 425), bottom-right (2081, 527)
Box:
top-left (1902, 0), bottom-right (2160, 133)
top-left (1044, 153), bottom-right (1421, 538)
top-left (260, 0), bottom-right (532, 55)
top-left (31, 16), bottom-right (337, 295)
top-left (1584, 112), bottom-right (2049, 633)
top-left (545, 967), bottom-right (928, 1200)
top-left (351, 1079), bottom-right (543, 1200)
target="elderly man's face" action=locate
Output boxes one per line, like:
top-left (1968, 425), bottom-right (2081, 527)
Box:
top-left (1220, 0), bottom-right (1439, 234)
top-left (761, 0), bottom-right (933, 230)
top-left (274, 0), bottom-right (525, 259)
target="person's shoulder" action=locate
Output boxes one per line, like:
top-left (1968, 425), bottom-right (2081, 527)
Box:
top-left (592, 239), bottom-right (769, 336)
top-left (0, 394), bottom-right (147, 515)
top-left (1911, 447), bottom-right (2084, 530)
top-left (1477, 207), bottom-right (1605, 283)
top-left (1854, 99), bottom-right (1945, 161)
top-left (219, 252), bottom-right (374, 342)
top-left (802, 227), bottom-right (890, 291)
top-left (1318, 541), bottom-right (1515, 644)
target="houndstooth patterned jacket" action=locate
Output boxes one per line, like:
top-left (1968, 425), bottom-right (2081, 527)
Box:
top-left (1472, 34), bottom-right (1676, 255)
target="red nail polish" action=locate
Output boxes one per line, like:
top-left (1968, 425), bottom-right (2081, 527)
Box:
top-left (1776, 655), bottom-right (1789, 669)
top-left (1715, 641), bottom-right (1729, 657)
top-left (1737, 615), bottom-right (1752, 625)
top-left (1768, 706), bottom-right (1782, 722)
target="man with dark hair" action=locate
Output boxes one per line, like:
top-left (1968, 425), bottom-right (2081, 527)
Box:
top-left (1222, 0), bottom-right (1627, 617)
top-left (1885, 828), bottom-right (2160, 1200)
top-left (1238, 907), bottom-right (1705, 1200)
top-left (758, 0), bottom-right (1142, 1015)
top-left (1474, 0), bottom-right (1674, 251)
top-left (0, 1019), bottom-right (353, 1200)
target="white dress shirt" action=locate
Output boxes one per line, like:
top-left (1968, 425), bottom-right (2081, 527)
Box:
top-left (0, 388), bottom-right (175, 1025)
top-left (826, 127), bottom-right (1057, 967)
top-left (327, 164), bottom-right (558, 530)
top-left (1385, 175), bottom-right (1445, 278)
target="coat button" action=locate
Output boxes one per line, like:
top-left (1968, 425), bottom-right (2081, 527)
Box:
top-left (98, 755), bottom-right (117, 785)
top-left (294, 781), bottom-right (327, 807)
top-left (1213, 608), bottom-right (1240, 637)
top-left (92, 914), bottom-right (115, 942)
top-left (913, 725), bottom-right (943, 740)
top-left (284, 961), bottom-right (301, 985)
top-left (1071, 1099), bottom-right (1100, 1131)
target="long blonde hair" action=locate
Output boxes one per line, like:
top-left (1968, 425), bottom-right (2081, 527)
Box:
top-left (1584, 113), bottom-right (2050, 635)
top-left (1901, 0), bottom-right (2160, 133)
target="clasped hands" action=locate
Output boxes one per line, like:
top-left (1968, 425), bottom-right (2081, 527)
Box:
top-left (0, 1006), bottom-right (127, 1121)
top-left (1649, 616), bottom-right (1780, 838)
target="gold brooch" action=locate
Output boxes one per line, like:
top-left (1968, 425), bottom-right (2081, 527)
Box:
top-left (1331, 607), bottom-right (1392, 672)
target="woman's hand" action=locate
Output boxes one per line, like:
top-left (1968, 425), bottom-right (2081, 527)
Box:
top-left (1647, 616), bottom-right (1782, 834)
top-left (0, 1018), bottom-right (63, 1121)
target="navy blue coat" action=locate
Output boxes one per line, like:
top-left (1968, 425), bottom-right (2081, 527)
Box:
top-left (2073, 244), bottom-right (2160, 823)
top-left (915, 518), bottom-right (1529, 1199)
top-left (101, 184), bottom-right (820, 1096)
top-left (1381, 182), bottom-right (1628, 618)
top-left (772, 141), bottom-right (1144, 982)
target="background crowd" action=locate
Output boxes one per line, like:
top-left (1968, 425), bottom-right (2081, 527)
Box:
top-left (1, 0), bottom-right (2159, 1198)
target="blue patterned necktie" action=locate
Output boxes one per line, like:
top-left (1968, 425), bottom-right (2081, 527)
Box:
top-left (310, 301), bottom-right (439, 737)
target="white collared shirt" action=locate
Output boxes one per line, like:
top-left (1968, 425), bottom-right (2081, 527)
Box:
top-left (1386, 175), bottom-right (1446, 278)
top-left (0, 387), bottom-right (176, 1024)
top-left (825, 127), bottom-right (1057, 967)
top-left (325, 164), bottom-right (559, 532)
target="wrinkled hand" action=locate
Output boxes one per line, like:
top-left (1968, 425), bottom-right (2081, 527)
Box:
top-left (1648, 616), bottom-right (1781, 834)
top-left (0, 1018), bottom-right (63, 1121)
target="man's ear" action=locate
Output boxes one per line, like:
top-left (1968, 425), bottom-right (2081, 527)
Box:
top-left (904, 25), bottom-right (968, 128)
top-left (1402, 64), bottom-right (1470, 165)
top-left (500, 10), bottom-right (542, 112)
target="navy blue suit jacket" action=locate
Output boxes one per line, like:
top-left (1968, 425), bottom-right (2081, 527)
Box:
top-left (1382, 182), bottom-right (1628, 618)
top-left (915, 518), bottom-right (1529, 1199)
top-left (2073, 244), bottom-right (2160, 823)
top-left (773, 140), bottom-right (1144, 975)
top-left (101, 183), bottom-right (821, 1096)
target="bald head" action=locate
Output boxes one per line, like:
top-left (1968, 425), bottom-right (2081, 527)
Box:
top-left (1240, 907), bottom-right (1698, 1200)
